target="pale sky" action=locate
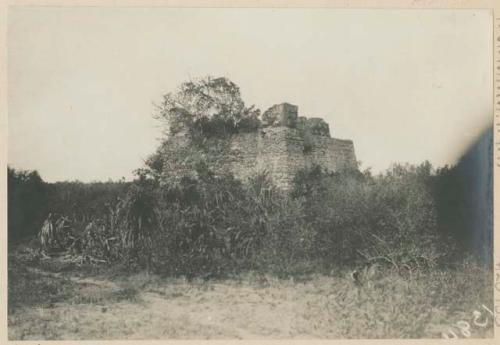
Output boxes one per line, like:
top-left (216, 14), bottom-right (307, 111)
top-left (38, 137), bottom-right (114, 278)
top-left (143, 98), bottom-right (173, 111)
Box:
top-left (8, 7), bottom-right (493, 182)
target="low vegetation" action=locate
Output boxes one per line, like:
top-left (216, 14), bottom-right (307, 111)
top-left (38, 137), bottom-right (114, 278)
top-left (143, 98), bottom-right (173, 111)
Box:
top-left (8, 243), bottom-right (492, 339)
top-left (9, 160), bottom-right (489, 277)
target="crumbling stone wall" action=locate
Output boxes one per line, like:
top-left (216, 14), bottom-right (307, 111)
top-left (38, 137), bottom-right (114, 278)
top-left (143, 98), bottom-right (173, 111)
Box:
top-left (222, 128), bottom-right (356, 189)
top-left (262, 103), bottom-right (298, 128)
top-left (224, 127), bottom-right (303, 189)
top-left (162, 103), bottom-right (357, 189)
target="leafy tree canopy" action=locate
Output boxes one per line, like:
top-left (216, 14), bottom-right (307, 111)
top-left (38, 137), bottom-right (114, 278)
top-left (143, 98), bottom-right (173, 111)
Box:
top-left (155, 76), bottom-right (261, 137)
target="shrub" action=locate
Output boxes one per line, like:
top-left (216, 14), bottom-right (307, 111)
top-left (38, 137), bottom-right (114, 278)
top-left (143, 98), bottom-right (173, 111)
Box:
top-left (291, 162), bottom-right (448, 271)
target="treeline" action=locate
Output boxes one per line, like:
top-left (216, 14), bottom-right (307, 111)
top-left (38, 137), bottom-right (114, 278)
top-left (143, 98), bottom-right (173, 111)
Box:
top-left (7, 157), bottom-right (492, 276)
top-left (8, 169), bottom-right (47, 241)
top-left (8, 167), bottom-right (130, 242)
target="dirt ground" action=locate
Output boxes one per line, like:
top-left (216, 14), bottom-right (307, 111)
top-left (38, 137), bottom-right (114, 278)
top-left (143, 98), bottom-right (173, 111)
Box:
top-left (8, 245), bottom-right (494, 340)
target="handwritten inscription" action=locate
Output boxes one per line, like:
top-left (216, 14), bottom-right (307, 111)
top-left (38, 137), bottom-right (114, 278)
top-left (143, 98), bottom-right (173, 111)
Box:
top-left (441, 261), bottom-right (500, 339)
top-left (441, 304), bottom-right (493, 339)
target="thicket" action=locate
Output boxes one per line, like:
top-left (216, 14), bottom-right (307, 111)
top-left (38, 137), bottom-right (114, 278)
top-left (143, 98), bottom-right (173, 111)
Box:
top-left (11, 158), bottom-right (489, 278)
top-left (291, 164), bottom-right (451, 270)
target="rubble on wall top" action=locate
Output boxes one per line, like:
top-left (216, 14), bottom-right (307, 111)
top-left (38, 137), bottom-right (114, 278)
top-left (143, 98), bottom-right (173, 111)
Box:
top-left (262, 102), bottom-right (331, 137)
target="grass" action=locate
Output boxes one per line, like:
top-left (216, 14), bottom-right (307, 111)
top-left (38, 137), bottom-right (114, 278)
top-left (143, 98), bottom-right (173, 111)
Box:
top-left (8, 244), bottom-right (493, 340)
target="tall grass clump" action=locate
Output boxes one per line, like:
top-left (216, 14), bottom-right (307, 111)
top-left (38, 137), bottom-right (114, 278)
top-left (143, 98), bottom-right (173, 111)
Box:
top-left (135, 169), bottom-right (314, 278)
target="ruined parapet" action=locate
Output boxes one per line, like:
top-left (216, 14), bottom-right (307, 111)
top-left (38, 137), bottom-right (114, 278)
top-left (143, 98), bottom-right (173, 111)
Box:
top-left (262, 103), bottom-right (298, 128)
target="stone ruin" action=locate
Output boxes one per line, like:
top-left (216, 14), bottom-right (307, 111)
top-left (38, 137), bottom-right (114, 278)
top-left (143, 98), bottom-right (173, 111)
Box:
top-left (162, 103), bottom-right (358, 190)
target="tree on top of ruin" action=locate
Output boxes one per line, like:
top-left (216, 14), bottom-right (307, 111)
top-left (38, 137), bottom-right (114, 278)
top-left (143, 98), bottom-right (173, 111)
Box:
top-left (155, 76), bottom-right (261, 137)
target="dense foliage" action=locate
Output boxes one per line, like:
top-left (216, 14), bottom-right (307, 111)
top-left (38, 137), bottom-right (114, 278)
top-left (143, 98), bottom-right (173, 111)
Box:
top-left (291, 164), bottom-right (448, 270)
top-left (9, 156), bottom-right (491, 277)
top-left (155, 76), bottom-right (261, 137)
top-left (8, 168), bottom-right (47, 242)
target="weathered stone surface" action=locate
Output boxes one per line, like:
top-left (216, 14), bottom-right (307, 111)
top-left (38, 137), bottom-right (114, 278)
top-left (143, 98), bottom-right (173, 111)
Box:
top-left (162, 103), bottom-right (357, 189)
top-left (262, 103), bottom-right (298, 128)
